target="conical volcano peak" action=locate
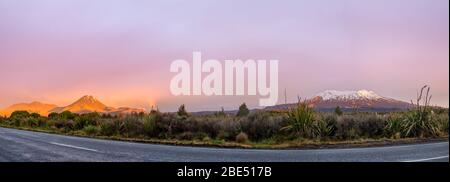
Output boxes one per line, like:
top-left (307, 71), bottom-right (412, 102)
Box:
top-left (77, 95), bottom-right (99, 103)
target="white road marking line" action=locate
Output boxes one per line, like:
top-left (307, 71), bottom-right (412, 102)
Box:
top-left (49, 142), bottom-right (99, 152)
top-left (402, 155), bottom-right (449, 162)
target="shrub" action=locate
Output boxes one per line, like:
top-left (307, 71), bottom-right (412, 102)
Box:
top-left (25, 117), bottom-right (40, 128)
top-left (0, 116), bottom-right (6, 125)
top-left (402, 85), bottom-right (439, 137)
top-left (119, 114), bottom-right (144, 137)
top-left (30, 113), bottom-right (41, 118)
top-left (196, 118), bottom-right (219, 138)
top-left (216, 117), bottom-right (240, 141)
top-left (357, 114), bottom-right (385, 138)
top-left (315, 119), bottom-right (333, 138)
top-left (60, 111), bottom-right (77, 120)
top-left (100, 118), bottom-right (120, 136)
top-left (321, 113), bottom-right (338, 137)
top-left (48, 112), bottom-right (59, 119)
top-left (83, 125), bottom-right (99, 136)
top-left (176, 132), bottom-right (195, 140)
top-left (74, 112), bottom-right (100, 130)
top-left (235, 132), bottom-right (249, 143)
top-left (51, 119), bottom-right (74, 131)
top-left (435, 113), bottom-right (449, 136)
top-left (177, 104), bottom-right (189, 117)
top-left (336, 115), bottom-right (359, 139)
top-left (385, 115), bottom-right (403, 138)
top-left (236, 103), bottom-right (250, 117)
top-left (10, 110), bottom-right (30, 119)
top-left (143, 113), bottom-right (159, 137)
top-left (239, 111), bottom-right (284, 141)
top-left (194, 132), bottom-right (209, 140)
top-left (334, 106), bottom-right (343, 116)
top-left (217, 131), bottom-right (232, 140)
top-left (281, 102), bottom-right (317, 138)
top-left (402, 110), bottom-right (438, 137)
top-left (214, 107), bottom-right (227, 117)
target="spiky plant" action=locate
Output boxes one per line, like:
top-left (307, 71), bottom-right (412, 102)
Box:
top-left (402, 85), bottom-right (439, 137)
top-left (316, 119), bottom-right (333, 138)
top-left (281, 101), bottom-right (317, 138)
top-left (385, 115), bottom-right (403, 138)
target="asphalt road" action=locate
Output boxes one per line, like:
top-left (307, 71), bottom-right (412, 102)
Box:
top-left (0, 127), bottom-right (448, 162)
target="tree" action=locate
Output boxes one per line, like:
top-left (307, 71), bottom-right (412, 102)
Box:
top-left (236, 103), bottom-right (250, 117)
top-left (60, 111), bottom-right (76, 120)
top-left (334, 106), bottom-right (343, 116)
top-left (30, 113), bottom-right (41, 118)
top-left (10, 110), bottom-right (30, 119)
top-left (48, 112), bottom-right (59, 119)
top-left (177, 104), bottom-right (188, 117)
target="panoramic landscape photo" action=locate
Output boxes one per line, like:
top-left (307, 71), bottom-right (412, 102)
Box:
top-left (0, 0), bottom-right (448, 162)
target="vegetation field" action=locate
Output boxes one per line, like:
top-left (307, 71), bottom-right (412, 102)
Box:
top-left (1, 96), bottom-right (448, 149)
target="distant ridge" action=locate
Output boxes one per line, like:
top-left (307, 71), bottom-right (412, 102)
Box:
top-left (0, 102), bottom-right (57, 117)
top-left (0, 95), bottom-right (146, 117)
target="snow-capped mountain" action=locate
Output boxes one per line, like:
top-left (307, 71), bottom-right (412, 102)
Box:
top-left (316, 90), bottom-right (382, 100)
top-left (265, 89), bottom-right (413, 112)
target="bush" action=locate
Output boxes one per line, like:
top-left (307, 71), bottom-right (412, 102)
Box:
top-left (0, 116), bottom-right (6, 125)
top-left (143, 113), bottom-right (159, 137)
top-left (119, 114), bottom-right (144, 137)
top-left (281, 102), bottom-right (317, 138)
top-left (177, 104), bottom-right (189, 117)
top-left (100, 118), bottom-right (120, 136)
top-left (60, 111), bottom-right (77, 120)
top-left (357, 114), bottom-right (385, 138)
top-left (51, 119), bottom-right (74, 131)
top-left (176, 132), bottom-right (195, 140)
top-left (435, 113), bottom-right (449, 136)
top-left (10, 110), bottom-right (30, 119)
top-left (74, 113), bottom-right (100, 130)
top-left (214, 107), bottom-right (227, 117)
top-left (235, 132), bottom-right (249, 143)
top-left (401, 86), bottom-right (439, 137)
top-left (48, 112), bottom-right (59, 119)
top-left (239, 111), bottom-right (284, 141)
top-left (315, 119), bottom-right (333, 138)
top-left (216, 117), bottom-right (240, 141)
top-left (83, 125), bottom-right (99, 136)
top-left (334, 106), bottom-right (343, 116)
top-left (321, 113), bottom-right (338, 137)
top-left (336, 115), bottom-right (359, 139)
top-left (385, 115), bottom-right (403, 138)
top-left (25, 117), bottom-right (40, 128)
top-left (236, 103), bottom-right (250, 117)
top-left (30, 113), bottom-right (41, 118)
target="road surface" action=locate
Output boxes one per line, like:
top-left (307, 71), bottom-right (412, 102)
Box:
top-left (0, 127), bottom-right (448, 162)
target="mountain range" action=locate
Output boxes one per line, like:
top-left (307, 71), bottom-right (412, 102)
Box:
top-left (0, 89), bottom-right (415, 117)
top-left (265, 89), bottom-right (413, 112)
top-left (0, 95), bottom-right (146, 117)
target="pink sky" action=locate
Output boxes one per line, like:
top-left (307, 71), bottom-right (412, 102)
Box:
top-left (0, 0), bottom-right (448, 111)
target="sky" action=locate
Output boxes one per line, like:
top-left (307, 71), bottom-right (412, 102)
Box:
top-left (0, 0), bottom-right (448, 111)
